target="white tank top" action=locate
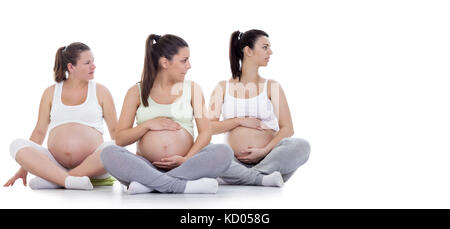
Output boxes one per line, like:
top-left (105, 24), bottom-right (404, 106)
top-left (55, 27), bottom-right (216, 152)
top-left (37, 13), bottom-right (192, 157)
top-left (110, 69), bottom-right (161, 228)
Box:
top-left (222, 79), bottom-right (280, 131)
top-left (48, 80), bottom-right (104, 134)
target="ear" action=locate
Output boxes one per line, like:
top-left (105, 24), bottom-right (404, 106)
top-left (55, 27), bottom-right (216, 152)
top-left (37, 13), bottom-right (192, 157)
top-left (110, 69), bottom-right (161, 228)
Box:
top-left (67, 63), bottom-right (75, 73)
top-left (160, 57), bottom-right (169, 69)
top-left (243, 46), bottom-right (253, 57)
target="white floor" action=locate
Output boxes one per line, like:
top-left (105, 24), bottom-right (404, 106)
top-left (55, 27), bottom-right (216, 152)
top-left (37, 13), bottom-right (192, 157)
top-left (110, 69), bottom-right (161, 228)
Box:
top-left (0, 180), bottom-right (293, 209)
top-left (3, 163), bottom-right (450, 209)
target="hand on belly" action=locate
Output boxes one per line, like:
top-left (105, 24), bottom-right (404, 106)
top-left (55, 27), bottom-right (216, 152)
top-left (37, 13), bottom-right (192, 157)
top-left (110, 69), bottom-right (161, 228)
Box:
top-left (227, 126), bottom-right (275, 158)
top-left (138, 128), bottom-right (193, 163)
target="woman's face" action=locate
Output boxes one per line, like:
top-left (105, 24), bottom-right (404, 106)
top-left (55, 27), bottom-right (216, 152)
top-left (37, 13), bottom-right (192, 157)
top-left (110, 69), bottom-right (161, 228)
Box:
top-left (166, 47), bottom-right (191, 81)
top-left (248, 36), bottom-right (273, 67)
top-left (68, 50), bottom-right (96, 81)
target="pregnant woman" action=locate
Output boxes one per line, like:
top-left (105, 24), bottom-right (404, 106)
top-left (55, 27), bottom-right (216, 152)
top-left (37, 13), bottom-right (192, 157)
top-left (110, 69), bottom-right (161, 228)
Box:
top-left (208, 29), bottom-right (311, 186)
top-left (100, 34), bottom-right (233, 194)
top-left (4, 42), bottom-right (117, 190)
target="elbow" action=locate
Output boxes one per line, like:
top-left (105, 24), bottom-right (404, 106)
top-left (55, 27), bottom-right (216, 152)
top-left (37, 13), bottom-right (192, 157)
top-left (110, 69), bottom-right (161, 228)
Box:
top-left (31, 128), bottom-right (46, 140)
top-left (285, 127), bottom-right (294, 137)
top-left (114, 132), bottom-right (127, 147)
top-left (109, 127), bottom-right (116, 140)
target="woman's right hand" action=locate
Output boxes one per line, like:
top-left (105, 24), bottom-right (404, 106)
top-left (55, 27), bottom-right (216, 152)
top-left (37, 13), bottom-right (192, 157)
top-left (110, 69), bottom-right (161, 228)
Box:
top-left (145, 117), bottom-right (182, 131)
top-left (236, 117), bottom-right (263, 130)
top-left (3, 167), bottom-right (28, 187)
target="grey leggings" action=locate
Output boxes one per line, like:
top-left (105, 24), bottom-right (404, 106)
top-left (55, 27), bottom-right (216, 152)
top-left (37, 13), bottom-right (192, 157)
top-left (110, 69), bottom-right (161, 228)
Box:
top-left (100, 144), bottom-right (233, 193)
top-left (219, 138), bottom-right (310, 185)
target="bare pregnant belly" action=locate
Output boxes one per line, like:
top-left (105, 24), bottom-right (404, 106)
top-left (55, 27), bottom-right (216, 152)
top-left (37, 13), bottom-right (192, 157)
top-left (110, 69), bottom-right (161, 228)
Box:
top-left (227, 126), bottom-right (276, 157)
top-left (47, 123), bottom-right (103, 169)
top-left (137, 128), bottom-right (193, 162)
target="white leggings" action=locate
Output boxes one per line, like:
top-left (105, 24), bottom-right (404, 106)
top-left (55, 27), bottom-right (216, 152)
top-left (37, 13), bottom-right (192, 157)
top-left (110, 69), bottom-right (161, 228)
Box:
top-left (9, 138), bottom-right (114, 177)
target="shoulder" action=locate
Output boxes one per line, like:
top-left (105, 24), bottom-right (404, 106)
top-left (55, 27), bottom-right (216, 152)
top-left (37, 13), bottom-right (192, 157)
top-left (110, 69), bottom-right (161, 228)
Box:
top-left (188, 80), bottom-right (202, 90)
top-left (218, 80), bottom-right (227, 90)
top-left (42, 84), bottom-right (55, 100)
top-left (267, 79), bottom-right (281, 89)
top-left (266, 79), bottom-right (282, 98)
top-left (43, 84), bottom-right (55, 94)
top-left (211, 80), bottom-right (227, 95)
top-left (188, 80), bottom-right (204, 98)
top-left (127, 84), bottom-right (140, 96)
top-left (95, 82), bottom-right (112, 96)
top-left (38, 84), bottom-right (56, 108)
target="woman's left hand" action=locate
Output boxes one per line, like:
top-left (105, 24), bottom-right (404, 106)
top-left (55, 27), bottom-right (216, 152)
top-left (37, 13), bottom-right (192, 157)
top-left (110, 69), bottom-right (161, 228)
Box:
top-left (153, 155), bottom-right (187, 170)
top-left (237, 147), bottom-right (269, 164)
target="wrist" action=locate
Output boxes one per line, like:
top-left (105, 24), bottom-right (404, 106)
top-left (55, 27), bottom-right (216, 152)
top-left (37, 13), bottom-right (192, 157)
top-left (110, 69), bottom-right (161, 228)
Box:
top-left (144, 119), bottom-right (154, 130)
top-left (262, 146), bottom-right (272, 155)
top-left (182, 155), bottom-right (190, 163)
top-left (233, 117), bottom-right (242, 126)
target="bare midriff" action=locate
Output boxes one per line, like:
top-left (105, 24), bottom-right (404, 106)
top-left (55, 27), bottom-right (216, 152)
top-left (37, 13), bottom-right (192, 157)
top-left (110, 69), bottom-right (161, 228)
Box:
top-left (137, 128), bottom-right (193, 162)
top-left (226, 126), bottom-right (275, 157)
top-left (48, 123), bottom-right (103, 169)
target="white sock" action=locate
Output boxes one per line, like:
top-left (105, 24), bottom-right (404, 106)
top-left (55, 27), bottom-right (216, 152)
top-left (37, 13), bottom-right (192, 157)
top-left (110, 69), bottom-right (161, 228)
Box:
top-left (216, 177), bottom-right (228, 185)
top-left (261, 171), bottom-right (284, 187)
top-left (126, 181), bottom-right (153, 195)
top-left (29, 176), bottom-right (62, 190)
top-left (184, 178), bottom-right (218, 194)
top-left (64, 176), bottom-right (93, 190)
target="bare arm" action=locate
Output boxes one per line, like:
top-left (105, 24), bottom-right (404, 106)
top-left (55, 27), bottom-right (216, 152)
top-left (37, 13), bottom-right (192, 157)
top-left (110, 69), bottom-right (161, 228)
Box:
top-left (4, 86), bottom-right (53, 187)
top-left (208, 81), bottom-right (241, 134)
top-left (30, 86), bottom-right (53, 145)
top-left (96, 83), bottom-right (118, 140)
top-left (262, 80), bottom-right (295, 154)
top-left (184, 81), bottom-right (211, 159)
top-left (114, 85), bottom-right (149, 147)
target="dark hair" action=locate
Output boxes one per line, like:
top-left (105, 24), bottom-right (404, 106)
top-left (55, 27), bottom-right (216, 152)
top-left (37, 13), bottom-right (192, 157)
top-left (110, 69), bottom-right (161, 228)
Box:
top-left (229, 29), bottom-right (269, 81)
top-left (140, 34), bottom-right (189, 107)
top-left (53, 42), bottom-right (90, 82)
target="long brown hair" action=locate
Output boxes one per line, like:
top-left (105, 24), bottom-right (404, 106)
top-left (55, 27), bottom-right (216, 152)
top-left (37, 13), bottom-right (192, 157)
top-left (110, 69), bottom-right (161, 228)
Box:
top-left (53, 42), bottom-right (90, 82)
top-left (140, 34), bottom-right (188, 107)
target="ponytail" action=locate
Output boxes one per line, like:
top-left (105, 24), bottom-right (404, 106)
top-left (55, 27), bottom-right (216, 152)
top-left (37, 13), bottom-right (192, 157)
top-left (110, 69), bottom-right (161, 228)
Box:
top-left (141, 34), bottom-right (160, 107)
top-left (229, 31), bottom-right (242, 80)
top-left (53, 46), bottom-right (67, 82)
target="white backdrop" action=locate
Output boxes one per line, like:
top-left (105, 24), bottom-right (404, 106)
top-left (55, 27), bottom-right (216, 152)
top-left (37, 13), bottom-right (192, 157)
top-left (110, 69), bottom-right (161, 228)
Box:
top-left (1, 0), bottom-right (450, 208)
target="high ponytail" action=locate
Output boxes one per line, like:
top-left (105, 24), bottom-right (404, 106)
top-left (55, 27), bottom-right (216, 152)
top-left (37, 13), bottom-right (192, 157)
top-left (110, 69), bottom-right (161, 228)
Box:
top-left (229, 31), bottom-right (242, 80)
top-left (52, 42), bottom-right (90, 83)
top-left (140, 34), bottom-right (189, 107)
top-left (229, 29), bottom-right (269, 81)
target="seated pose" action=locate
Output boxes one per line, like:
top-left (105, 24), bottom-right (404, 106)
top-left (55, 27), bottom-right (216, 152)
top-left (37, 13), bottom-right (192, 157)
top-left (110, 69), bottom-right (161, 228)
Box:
top-left (100, 34), bottom-right (233, 194)
top-left (4, 42), bottom-right (117, 190)
top-left (208, 30), bottom-right (311, 186)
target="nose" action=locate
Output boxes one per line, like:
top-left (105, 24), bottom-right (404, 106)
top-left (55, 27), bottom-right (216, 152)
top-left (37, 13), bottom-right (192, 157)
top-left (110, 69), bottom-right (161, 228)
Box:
top-left (268, 48), bottom-right (273, 55)
top-left (186, 60), bottom-right (191, 70)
